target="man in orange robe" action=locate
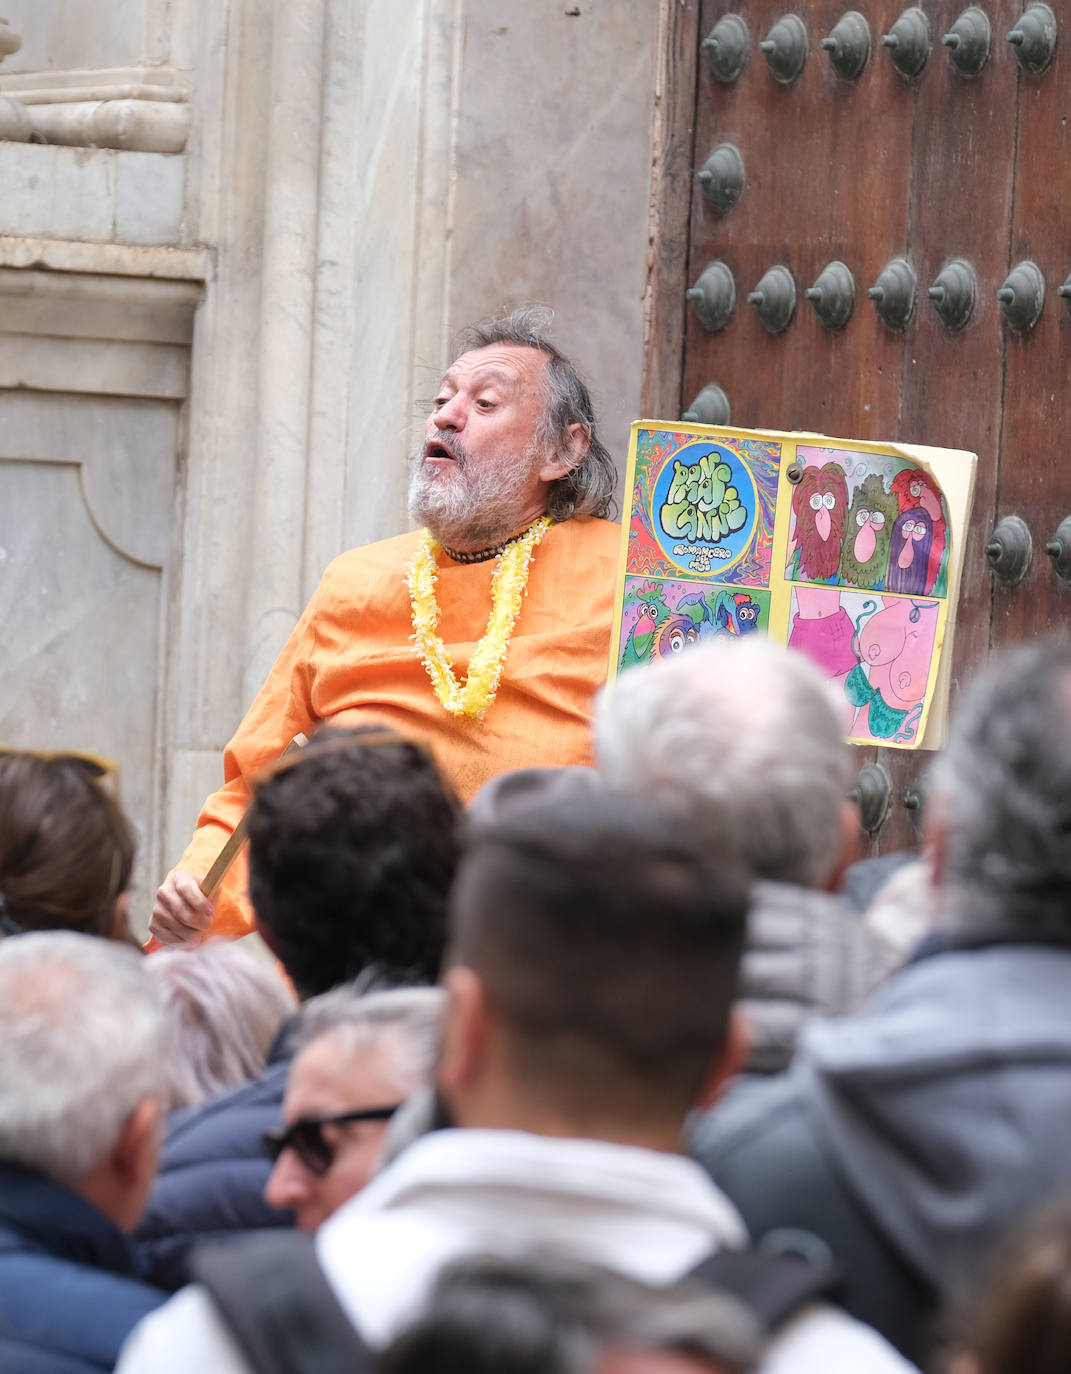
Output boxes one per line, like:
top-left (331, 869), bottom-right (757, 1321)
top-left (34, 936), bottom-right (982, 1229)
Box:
top-left (151, 310), bottom-right (620, 942)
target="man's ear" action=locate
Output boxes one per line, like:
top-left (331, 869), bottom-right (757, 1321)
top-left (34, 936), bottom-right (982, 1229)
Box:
top-left (537, 423), bottom-right (590, 482)
top-left (824, 797), bottom-right (864, 893)
top-left (112, 1097), bottom-right (163, 1189)
top-left (695, 1006), bottom-right (749, 1110)
top-left (437, 965), bottom-right (493, 1097)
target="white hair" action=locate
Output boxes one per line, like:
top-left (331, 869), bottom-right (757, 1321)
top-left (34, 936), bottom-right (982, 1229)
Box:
top-left (295, 983), bottom-right (445, 1099)
top-left (594, 638), bottom-right (852, 889)
top-left (0, 931), bottom-right (167, 1180)
top-left (146, 940), bottom-right (298, 1109)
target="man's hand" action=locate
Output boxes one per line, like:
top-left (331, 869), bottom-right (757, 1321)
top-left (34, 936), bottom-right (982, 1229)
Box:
top-left (150, 870), bottom-right (216, 947)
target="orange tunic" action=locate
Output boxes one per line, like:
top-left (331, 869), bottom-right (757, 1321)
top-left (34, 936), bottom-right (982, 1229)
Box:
top-left (179, 516), bottom-right (621, 936)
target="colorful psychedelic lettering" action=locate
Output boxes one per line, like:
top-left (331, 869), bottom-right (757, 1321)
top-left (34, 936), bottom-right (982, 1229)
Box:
top-left (659, 453), bottom-right (749, 545)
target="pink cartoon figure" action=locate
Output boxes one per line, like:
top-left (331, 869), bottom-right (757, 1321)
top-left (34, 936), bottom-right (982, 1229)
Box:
top-left (845, 597), bottom-right (939, 743)
top-left (891, 468), bottom-right (947, 596)
top-left (788, 587), bottom-right (856, 688)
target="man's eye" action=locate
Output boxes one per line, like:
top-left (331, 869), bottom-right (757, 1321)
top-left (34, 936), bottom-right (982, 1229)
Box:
top-left (432, 396), bottom-right (447, 409)
top-left (475, 398), bottom-right (495, 411)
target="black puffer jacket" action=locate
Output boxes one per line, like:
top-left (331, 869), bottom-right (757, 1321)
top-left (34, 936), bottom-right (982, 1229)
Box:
top-left (134, 1048), bottom-right (293, 1291)
top-left (0, 1164), bottom-right (166, 1372)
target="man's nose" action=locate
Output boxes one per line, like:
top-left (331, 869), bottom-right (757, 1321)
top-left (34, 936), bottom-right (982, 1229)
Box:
top-left (264, 1152), bottom-right (311, 1211)
top-left (433, 392), bottom-right (467, 430)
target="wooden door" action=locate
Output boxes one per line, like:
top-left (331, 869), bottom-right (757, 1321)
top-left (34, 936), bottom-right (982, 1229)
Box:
top-left (645, 0), bottom-right (1070, 851)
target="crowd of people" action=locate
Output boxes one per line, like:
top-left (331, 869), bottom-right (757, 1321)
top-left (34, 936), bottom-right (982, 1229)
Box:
top-left (4, 314), bottom-right (1071, 1374)
top-left (5, 636), bottom-right (1071, 1374)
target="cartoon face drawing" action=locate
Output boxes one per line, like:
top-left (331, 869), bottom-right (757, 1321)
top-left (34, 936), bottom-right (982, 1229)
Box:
top-left (839, 474), bottom-right (898, 589)
top-left (654, 614), bottom-right (700, 658)
top-left (735, 600), bottom-right (759, 628)
top-left (891, 467), bottom-right (947, 595)
top-left (713, 589), bottom-right (761, 636)
top-left (790, 462), bottom-right (849, 581)
top-left (886, 509), bottom-right (934, 595)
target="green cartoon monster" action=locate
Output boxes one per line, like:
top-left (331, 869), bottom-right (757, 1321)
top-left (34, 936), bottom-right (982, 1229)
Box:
top-left (839, 474), bottom-right (898, 590)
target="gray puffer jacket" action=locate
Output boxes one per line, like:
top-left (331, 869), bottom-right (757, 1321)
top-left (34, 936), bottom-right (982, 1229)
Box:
top-left (740, 880), bottom-right (904, 1073)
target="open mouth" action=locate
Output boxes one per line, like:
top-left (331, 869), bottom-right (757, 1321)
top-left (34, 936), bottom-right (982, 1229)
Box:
top-left (424, 439), bottom-right (457, 463)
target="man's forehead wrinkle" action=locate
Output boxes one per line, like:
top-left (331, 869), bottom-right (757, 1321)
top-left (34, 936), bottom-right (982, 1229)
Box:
top-left (443, 345), bottom-right (548, 392)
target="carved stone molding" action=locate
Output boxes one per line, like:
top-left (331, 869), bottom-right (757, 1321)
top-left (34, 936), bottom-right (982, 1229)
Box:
top-left (0, 65), bottom-right (191, 153)
top-left (1, 66), bottom-right (189, 102)
top-left (0, 266), bottom-right (202, 401)
top-left (0, 235), bottom-right (212, 281)
top-left (0, 93), bottom-right (28, 139)
top-left (27, 100), bottom-right (190, 153)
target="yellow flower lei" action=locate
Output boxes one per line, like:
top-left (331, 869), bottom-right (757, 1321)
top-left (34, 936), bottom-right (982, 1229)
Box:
top-left (405, 517), bottom-right (553, 720)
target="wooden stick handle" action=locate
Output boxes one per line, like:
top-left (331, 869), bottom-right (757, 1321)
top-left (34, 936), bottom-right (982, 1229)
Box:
top-left (198, 735), bottom-right (307, 900)
top-left (199, 815), bottom-right (250, 899)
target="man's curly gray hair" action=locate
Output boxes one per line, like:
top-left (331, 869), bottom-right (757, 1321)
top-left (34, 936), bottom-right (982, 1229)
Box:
top-left (454, 307), bottom-right (617, 521)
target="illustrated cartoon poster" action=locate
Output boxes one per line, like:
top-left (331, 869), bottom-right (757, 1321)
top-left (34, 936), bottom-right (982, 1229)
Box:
top-left (609, 424), bottom-right (977, 749)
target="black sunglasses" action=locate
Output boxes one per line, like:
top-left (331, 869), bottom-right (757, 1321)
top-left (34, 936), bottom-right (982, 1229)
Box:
top-left (262, 1106), bottom-right (400, 1176)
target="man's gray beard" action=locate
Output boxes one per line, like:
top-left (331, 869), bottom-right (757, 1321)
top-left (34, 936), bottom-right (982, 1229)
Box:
top-left (407, 437), bottom-right (545, 549)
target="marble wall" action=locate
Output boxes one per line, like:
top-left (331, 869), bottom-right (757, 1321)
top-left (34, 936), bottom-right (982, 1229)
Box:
top-left (0, 0), bottom-right (660, 933)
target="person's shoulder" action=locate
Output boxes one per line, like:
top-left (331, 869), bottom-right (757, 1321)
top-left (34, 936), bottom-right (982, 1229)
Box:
top-left (115, 1283), bottom-right (251, 1374)
top-left (760, 1302), bottom-right (920, 1374)
top-left (0, 1244), bottom-right (167, 1372)
top-left (305, 531), bottom-right (419, 599)
top-left (691, 1069), bottom-right (809, 1173)
top-left (552, 515), bottom-right (621, 557)
top-left (302, 531), bottom-right (422, 618)
top-left (159, 1061), bottom-right (289, 1167)
top-left (326, 530), bottom-right (422, 578)
top-left (135, 1063), bottom-right (289, 1273)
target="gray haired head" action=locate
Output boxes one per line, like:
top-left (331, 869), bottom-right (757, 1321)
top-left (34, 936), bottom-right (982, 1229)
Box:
top-left (295, 981), bottom-right (445, 1100)
top-left (0, 931), bottom-right (167, 1180)
top-left (146, 940), bottom-right (298, 1109)
top-left (933, 640), bottom-right (1071, 942)
top-left (454, 306), bottom-right (617, 522)
top-left (595, 637), bottom-right (852, 889)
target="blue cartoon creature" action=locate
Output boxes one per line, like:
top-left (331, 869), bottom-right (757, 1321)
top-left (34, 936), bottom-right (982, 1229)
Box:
top-left (712, 590), bottom-right (761, 636)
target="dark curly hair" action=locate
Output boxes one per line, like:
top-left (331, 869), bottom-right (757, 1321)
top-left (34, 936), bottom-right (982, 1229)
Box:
top-left (246, 726), bottom-right (460, 998)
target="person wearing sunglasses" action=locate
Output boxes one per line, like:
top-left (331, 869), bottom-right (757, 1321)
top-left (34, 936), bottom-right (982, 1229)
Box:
top-left (263, 986), bottom-right (444, 1232)
top-left (134, 729), bottom-right (456, 1290)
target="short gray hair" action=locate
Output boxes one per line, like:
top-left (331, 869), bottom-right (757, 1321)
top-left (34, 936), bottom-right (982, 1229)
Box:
top-left (454, 307), bottom-right (617, 521)
top-left (295, 983), bottom-right (444, 1098)
top-left (933, 640), bottom-right (1071, 942)
top-left (0, 931), bottom-right (167, 1180)
top-left (146, 941), bottom-right (298, 1109)
top-left (595, 638), bottom-right (852, 889)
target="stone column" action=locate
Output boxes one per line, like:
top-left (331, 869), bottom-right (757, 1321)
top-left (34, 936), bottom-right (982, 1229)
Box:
top-left (243, 0), bottom-right (328, 702)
